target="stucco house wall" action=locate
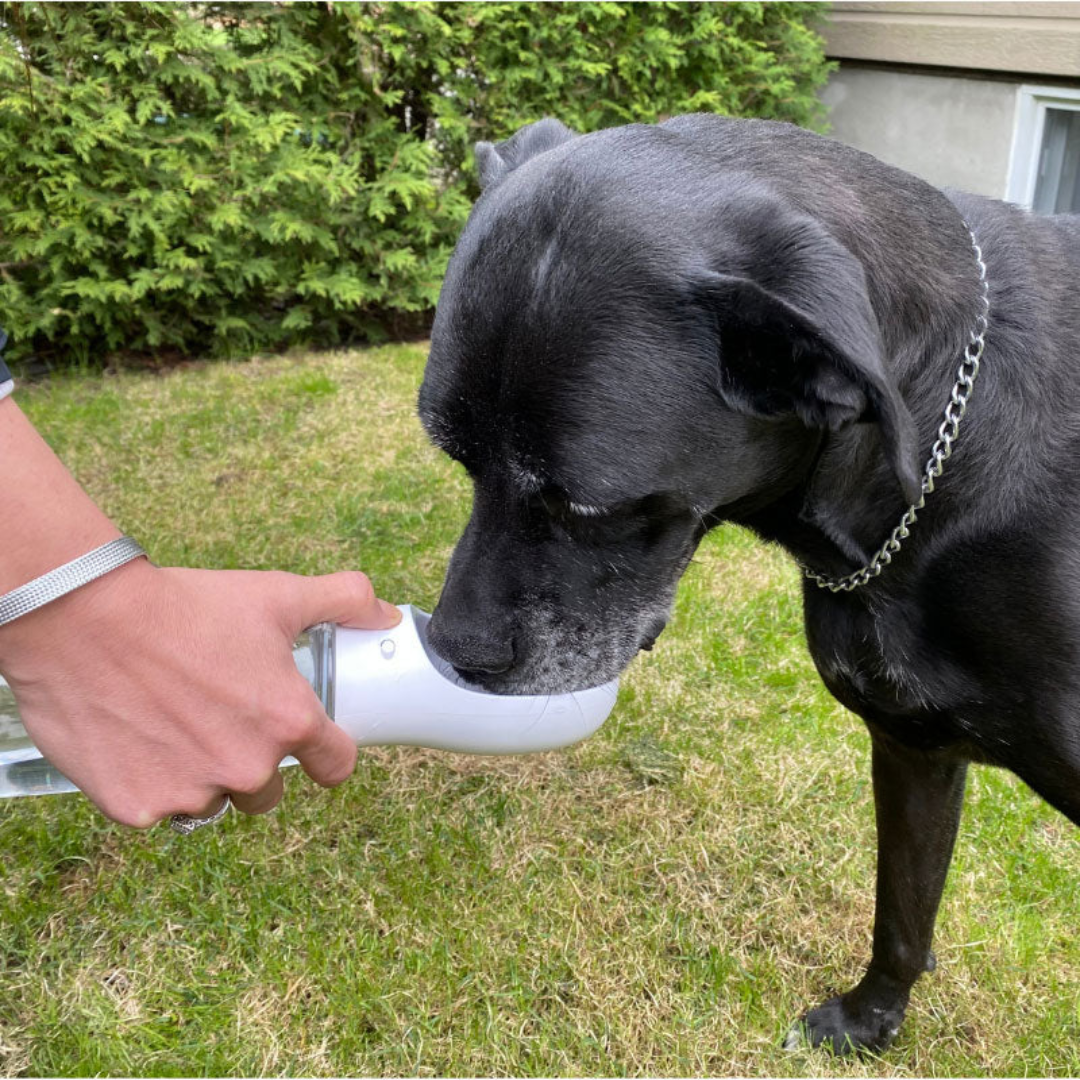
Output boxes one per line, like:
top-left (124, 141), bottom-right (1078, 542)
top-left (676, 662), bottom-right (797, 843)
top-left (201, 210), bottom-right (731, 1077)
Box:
top-left (819, 2), bottom-right (1080, 205)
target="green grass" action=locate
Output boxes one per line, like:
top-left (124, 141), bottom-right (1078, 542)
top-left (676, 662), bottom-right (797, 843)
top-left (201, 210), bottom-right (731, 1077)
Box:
top-left (1, 344), bottom-right (1078, 1077)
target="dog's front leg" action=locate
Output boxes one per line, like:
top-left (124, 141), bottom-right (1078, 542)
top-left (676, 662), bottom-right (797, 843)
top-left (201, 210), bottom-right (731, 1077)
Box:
top-left (791, 730), bottom-right (968, 1055)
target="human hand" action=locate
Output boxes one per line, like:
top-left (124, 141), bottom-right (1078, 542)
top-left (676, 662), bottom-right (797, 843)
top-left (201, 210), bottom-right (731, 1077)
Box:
top-left (0, 558), bottom-right (400, 827)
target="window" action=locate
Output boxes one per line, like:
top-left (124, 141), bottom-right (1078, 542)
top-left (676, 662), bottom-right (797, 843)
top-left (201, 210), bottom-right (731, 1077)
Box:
top-left (1033, 107), bottom-right (1080, 213)
top-left (1006, 86), bottom-right (1080, 213)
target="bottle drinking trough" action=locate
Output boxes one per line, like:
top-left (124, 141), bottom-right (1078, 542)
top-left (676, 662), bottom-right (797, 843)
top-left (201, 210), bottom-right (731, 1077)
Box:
top-left (0, 606), bottom-right (619, 799)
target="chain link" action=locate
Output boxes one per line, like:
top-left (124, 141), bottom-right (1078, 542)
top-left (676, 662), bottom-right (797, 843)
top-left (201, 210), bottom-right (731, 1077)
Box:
top-left (802, 225), bottom-right (990, 593)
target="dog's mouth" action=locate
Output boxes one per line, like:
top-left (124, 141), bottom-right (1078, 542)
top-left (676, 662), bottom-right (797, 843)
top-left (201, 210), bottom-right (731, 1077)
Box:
top-left (636, 615), bottom-right (668, 653)
top-left (452, 665), bottom-right (617, 695)
top-left (449, 620), bottom-right (667, 695)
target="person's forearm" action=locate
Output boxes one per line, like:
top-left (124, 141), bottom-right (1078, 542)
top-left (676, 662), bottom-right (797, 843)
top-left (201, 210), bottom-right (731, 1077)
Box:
top-left (0, 396), bottom-right (122, 594)
top-left (0, 392), bottom-right (399, 827)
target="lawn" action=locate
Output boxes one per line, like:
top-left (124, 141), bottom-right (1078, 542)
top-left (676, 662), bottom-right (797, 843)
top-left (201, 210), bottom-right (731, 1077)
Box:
top-left (1, 344), bottom-right (1077, 1077)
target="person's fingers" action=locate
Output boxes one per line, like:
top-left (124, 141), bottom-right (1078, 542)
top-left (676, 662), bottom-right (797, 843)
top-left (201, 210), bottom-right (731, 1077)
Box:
top-left (229, 769), bottom-right (285, 816)
top-left (291, 698), bottom-right (359, 788)
top-left (279, 570), bottom-right (401, 633)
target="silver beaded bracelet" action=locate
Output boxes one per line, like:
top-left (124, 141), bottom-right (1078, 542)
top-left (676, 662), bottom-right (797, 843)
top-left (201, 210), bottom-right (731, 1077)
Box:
top-left (0, 537), bottom-right (147, 627)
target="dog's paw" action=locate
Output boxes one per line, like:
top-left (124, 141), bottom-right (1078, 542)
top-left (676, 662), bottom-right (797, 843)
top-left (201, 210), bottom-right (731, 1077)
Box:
top-left (784, 994), bottom-right (905, 1056)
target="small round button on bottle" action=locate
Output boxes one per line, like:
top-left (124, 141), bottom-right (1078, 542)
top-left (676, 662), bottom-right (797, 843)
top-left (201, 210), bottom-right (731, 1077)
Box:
top-left (380, 639), bottom-right (396, 659)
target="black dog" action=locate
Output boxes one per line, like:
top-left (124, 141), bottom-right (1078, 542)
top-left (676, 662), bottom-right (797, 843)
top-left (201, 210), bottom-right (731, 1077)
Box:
top-left (418, 115), bottom-right (1080, 1054)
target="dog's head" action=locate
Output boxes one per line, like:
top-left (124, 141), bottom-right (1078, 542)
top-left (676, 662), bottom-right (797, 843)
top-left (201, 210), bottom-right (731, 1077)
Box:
top-left (419, 119), bottom-right (920, 693)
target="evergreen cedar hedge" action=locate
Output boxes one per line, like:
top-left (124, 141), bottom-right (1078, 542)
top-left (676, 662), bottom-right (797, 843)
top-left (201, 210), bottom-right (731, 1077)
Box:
top-left (0, 2), bottom-right (833, 365)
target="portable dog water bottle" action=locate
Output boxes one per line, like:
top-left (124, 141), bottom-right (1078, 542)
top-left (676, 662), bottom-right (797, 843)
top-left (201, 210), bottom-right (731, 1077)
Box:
top-left (0, 605), bottom-right (619, 799)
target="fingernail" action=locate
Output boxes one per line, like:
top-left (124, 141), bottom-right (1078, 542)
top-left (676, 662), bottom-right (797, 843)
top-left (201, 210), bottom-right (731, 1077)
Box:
top-left (379, 599), bottom-right (402, 624)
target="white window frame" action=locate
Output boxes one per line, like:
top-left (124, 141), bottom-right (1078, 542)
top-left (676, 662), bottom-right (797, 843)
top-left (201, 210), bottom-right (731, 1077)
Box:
top-left (1006, 84), bottom-right (1080, 210)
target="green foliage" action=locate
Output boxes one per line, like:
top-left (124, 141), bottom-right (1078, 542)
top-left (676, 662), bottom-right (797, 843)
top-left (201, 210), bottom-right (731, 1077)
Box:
top-left (0, 2), bottom-right (833, 365)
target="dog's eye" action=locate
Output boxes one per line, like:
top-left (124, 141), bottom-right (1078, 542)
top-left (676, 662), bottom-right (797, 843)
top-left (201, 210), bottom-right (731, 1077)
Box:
top-left (566, 501), bottom-right (609, 519)
top-left (525, 492), bottom-right (611, 523)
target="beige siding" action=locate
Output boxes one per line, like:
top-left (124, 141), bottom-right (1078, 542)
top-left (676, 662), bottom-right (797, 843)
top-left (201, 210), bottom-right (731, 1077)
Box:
top-left (825, 2), bottom-right (1080, 77)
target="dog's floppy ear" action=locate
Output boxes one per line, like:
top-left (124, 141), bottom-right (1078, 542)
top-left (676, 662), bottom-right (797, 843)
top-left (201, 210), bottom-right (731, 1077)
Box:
top-left (475, 118), bottom-right (577, 191)
top-left (700, 221), bottom-right (922, 505)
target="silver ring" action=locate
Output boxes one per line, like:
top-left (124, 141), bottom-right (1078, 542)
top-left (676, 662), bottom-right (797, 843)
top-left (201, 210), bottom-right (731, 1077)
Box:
top-left (169, 795), bottom-right (232, 835)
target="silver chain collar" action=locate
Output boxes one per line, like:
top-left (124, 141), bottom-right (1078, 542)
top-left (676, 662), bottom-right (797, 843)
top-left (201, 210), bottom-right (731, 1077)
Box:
top-left (802, 224), bottom-right (990, 593)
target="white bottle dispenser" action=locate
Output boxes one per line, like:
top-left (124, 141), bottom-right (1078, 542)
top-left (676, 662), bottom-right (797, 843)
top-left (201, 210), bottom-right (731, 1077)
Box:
top-left (0, 605), bottom-right (619, 799)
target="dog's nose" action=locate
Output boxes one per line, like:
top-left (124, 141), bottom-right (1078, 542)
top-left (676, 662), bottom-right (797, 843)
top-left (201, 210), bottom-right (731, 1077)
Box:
top-left (426, 616), bottom-right (515, 676)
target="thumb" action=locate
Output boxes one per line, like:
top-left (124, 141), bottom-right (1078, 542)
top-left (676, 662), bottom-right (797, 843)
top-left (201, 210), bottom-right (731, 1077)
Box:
top-left (280, 570), bottom-right (402, 633)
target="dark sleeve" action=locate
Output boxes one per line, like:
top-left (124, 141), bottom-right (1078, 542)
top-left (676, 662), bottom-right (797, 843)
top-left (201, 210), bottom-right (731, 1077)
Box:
top-left (0, 329), bottom-right (10, 383)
